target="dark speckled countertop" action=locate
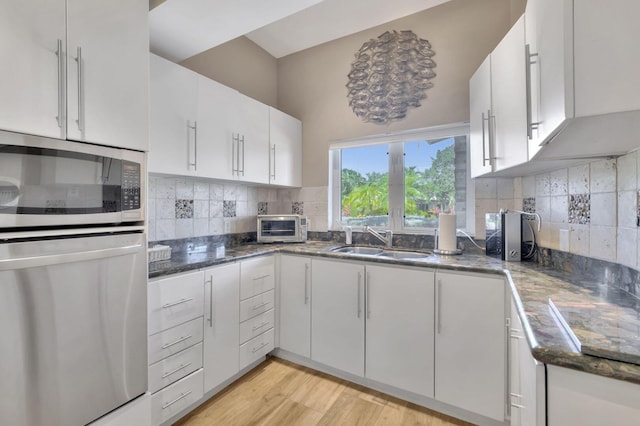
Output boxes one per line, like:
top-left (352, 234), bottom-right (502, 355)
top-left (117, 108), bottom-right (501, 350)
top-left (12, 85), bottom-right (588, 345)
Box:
top-left (148, 241), bottom-right (640, 386)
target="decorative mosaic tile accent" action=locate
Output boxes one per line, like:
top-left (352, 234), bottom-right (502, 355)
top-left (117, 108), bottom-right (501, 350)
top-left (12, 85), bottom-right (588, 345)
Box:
top-left (175, 199), bottom-right (193, 219)
top-left (257, 201), bottom-right (268, 215)
top-left (568, 194), bottom-right (590, 224)
top-left (223, 200), bottom-right (236, 218)
top-left (292, 201), bottom-right (304, 215)
top-left (523, 197), bottom-right (536, 213)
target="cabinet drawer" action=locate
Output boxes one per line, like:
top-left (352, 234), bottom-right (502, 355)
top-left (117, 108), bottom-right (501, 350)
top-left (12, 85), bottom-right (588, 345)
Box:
top-left (240, 308), bottom-right (275, 344)
top-left (149, 343), bottom-right (203, 394)
top-left (148, 317), bottom-right (203, 365)
top-left (239, 328), bottom-right (274, 370)
top-left (240, 256), bottom-right (275, 300)
top-left (148, 271), bottom-right (204, 335)
top-left (151, 369), bottom-right (203, 426)
top-left (239, 289), bottom-right (275, 322)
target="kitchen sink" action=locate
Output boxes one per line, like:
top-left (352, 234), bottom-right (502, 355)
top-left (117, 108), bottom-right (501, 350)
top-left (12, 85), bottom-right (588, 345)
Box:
top-left (376, 250), bottom-right (432, 260)
top-left (331, 246), bottom-right (384, 255)
top-left (331, 246), bottom-right (432, 260)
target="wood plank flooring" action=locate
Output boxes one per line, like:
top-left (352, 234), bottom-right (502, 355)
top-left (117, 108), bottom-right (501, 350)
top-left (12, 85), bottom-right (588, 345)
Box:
top-left (175, 357), bottom-right (473, 426)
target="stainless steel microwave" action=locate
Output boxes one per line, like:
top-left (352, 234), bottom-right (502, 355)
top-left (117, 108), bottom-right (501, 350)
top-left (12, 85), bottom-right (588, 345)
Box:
top-left (0, 130), bottom-right (145, 229)
top-left (257, 214), bottom-right (308, 243)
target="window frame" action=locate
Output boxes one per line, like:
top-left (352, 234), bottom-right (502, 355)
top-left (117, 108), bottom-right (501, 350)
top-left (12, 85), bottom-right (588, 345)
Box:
top-left (329, 123), bottom-right (474, 235)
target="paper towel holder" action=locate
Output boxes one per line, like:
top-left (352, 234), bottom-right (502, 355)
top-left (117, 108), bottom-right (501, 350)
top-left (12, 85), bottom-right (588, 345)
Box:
top-left (433, 229), bottom-right (463, 255)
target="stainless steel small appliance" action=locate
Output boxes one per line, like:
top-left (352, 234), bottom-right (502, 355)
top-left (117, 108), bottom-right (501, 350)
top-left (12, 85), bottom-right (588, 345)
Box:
top-left (485, 211), bottom-right (534, 261)
top-left (257, 214), bottom-right (308, 243)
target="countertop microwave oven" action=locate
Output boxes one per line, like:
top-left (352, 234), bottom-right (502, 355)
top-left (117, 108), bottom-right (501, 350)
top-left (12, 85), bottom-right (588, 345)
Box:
top-left (257, 214), bottom-right (307, 243)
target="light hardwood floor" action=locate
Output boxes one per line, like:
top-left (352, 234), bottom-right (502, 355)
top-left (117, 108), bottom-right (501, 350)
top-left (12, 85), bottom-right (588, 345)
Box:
top-left (175, 357), bottom-right (472, 426)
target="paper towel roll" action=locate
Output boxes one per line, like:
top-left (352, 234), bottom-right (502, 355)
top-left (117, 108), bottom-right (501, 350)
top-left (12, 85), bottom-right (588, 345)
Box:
top-left (438, 213), bottom-right (457, 251)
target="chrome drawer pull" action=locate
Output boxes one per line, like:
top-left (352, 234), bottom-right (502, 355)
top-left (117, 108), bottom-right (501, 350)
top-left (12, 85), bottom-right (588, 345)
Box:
top-left (162, 298), bottom-right (194, 309)
top-left (161, 362), bottom-right (193, 379)
top-left (161, 335), bottom-right (193, 350)
top-left (511, 403), bottom-right (525, 409)
top-left (252, 342), bottom-right (268, 353)
top-left (162, 390), bottom-right (193, 410)
top-left (252, 302), bottom-right (268, 310)
top-left (252, 321), bottom-right (269, 331)
top-left (252, 274), bottom-right (270, 281)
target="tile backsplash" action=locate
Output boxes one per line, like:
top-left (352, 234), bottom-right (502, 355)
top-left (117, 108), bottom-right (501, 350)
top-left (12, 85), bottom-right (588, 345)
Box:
top-left (148, 176), bottom-right (329, 242)
top-left (474, 150), bottom-right (640, 269)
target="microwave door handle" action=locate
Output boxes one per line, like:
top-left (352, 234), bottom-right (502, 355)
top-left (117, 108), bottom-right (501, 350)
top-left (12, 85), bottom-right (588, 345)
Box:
top-left (0, 244), bottom-right (142, 271)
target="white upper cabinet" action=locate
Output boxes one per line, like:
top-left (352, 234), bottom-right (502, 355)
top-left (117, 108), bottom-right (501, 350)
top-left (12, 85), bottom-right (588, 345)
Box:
top-left (526, 0), bottom-right (640, 161)
top-left (469, 16), bottom-right (527, 177)
top-left (0, 0), bottom-right (149, 152)
top-left (0, 0), bottom-right (66, 140)
top-left (269, 107), bottom-right (302, 187)
top-left (196, 75), bottom-right (238, 180)
top-left (66, 0), bottom-right (149, 151)
top-left (232, 93), bottom-right (270, 184)
top-left (148, 53), bottom-right (198, 176)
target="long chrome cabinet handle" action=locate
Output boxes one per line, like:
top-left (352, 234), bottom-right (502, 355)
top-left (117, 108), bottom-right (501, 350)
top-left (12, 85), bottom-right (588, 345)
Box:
top-left (436, 279), bottom-right (442, 334)
top-left (357, 272), bottom-right (362, 318)
top-left (232, 134), bottom-right (237, 175)
top-left (206, 276), bottom-right (213, 327)
top-left (161, 335), bottom-right (193, 350)
top-left (252, 342), bottom-right (268, 353)
top-left (187, 121), bottom-right (197, 170)
top-left (366, 272), bottom-right (371, 319)
top-left (271, 144), bottom-right (276, 180)
top-left (525, 44), bottom-right (540, 139)
top-left (485, 109), bottom-right (494, 167)
top-left (304, 262), bottom-right (309, 304)
top-left (161, 362), bottom-right (192, 379)
top-left (481, 112), bottom-right (489, 167)
top-left (55, 39), bottom-right (64, 130)
top-left (161, 298), bottom-right (193, 309)
top-left (162, 391), bottom-right (192, 410)
top-left (240, 135), bottom-right (245, 176)
top-left (75, 46), bottom-right (84, 132)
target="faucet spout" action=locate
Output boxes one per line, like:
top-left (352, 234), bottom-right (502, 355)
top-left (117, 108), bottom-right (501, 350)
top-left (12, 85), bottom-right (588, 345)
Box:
top-left (363, 225), bottom-right (393, 248)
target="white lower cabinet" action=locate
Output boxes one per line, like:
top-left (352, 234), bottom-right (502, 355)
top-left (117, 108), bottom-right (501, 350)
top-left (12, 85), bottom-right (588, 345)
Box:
top-left (365, 264), bottom-right (435, 398)
top-left (148, 343), bottom-right (203, 394)
top-left (547, 365), bottom-right (640, 426)
top-left (279, 255), bottom-right (311, 358)
top-left (151, 369), bottom-right (204, 426)
top-left (240, 328), bottom-right (275, 369)
top-left (510, 299), bottom-right (545, 426)
top-left (203, 262), bottom-right (240, 393)
top-left (311, 259), bottom-right (365, 377)
top-left (434, 270), bottom-right (506, 422)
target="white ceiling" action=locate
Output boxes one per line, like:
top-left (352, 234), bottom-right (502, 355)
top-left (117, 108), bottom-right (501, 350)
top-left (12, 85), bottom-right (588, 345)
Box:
top-left (150, 0), bottom-right (452, 62)
top-left (247, 0), bottom-right (451, 59)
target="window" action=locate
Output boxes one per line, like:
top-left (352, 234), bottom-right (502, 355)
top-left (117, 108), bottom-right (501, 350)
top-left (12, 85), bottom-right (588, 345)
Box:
top-left (330, 124), bottom-right (472, 233)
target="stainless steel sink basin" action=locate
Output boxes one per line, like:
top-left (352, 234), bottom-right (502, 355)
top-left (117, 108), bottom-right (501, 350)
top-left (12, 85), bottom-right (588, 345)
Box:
top-left (376, 250), bottom-right (432, 260)
top-left (331, 246), bottom-right (384, 255)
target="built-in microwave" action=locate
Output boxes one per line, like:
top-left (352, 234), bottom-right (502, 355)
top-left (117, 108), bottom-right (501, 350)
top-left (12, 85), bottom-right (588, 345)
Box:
top-left (257, 214), bottom-right (308, 243)
top-left (0, 130), bottom-right (145, 229)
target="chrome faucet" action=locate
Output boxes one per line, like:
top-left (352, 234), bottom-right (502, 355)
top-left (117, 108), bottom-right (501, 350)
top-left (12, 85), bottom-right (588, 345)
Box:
top-left (363, 225), bottom-right (393, 248)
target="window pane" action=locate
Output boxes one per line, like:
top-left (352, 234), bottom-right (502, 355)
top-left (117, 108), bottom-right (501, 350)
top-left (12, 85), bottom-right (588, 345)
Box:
top-left (341, 144), bottom-right (389, 226)
top-left (404, 137), bottom-right (457, 228)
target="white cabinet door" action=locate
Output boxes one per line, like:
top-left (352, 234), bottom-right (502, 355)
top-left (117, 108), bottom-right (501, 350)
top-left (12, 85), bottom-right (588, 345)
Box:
top-left (66, 0), bottom-right (149, 151)
top-left (148, 54), bottom-right (198, 175)
top-left (234, 93), bottom-right (270, 184)
top-left (491, 15), bottom-right (527, 171)
top-left (435, 271), bottom-right (506, 422)
top-left (0, 0), bottom-right (66, 140)
top-left (269, 107), bottom-right (302, 187)
top-left (203, 262), bottom-right (240, 393)
top-left (547, 365), bottom-right (640, 426)
top-left (239, 256), bottom-right (275, 301)
top-left (510, 299), bottom-right (546, 426)
top-left (196, 75), bottom-right (237, 180)
top-left (311, 259), bottom-right (365, 377)
top-left (279, 255), bottom-right (311, 358)
top-left (525, 0), bottom-right (573, 147)
top-left (469, 56), bottom-right (492, 178)
top-left (365, 264), bottom-right (435, 398)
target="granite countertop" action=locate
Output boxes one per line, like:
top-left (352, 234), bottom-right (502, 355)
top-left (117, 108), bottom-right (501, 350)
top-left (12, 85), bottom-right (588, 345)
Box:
top-left (148, 241), bottom-right (640, 386)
